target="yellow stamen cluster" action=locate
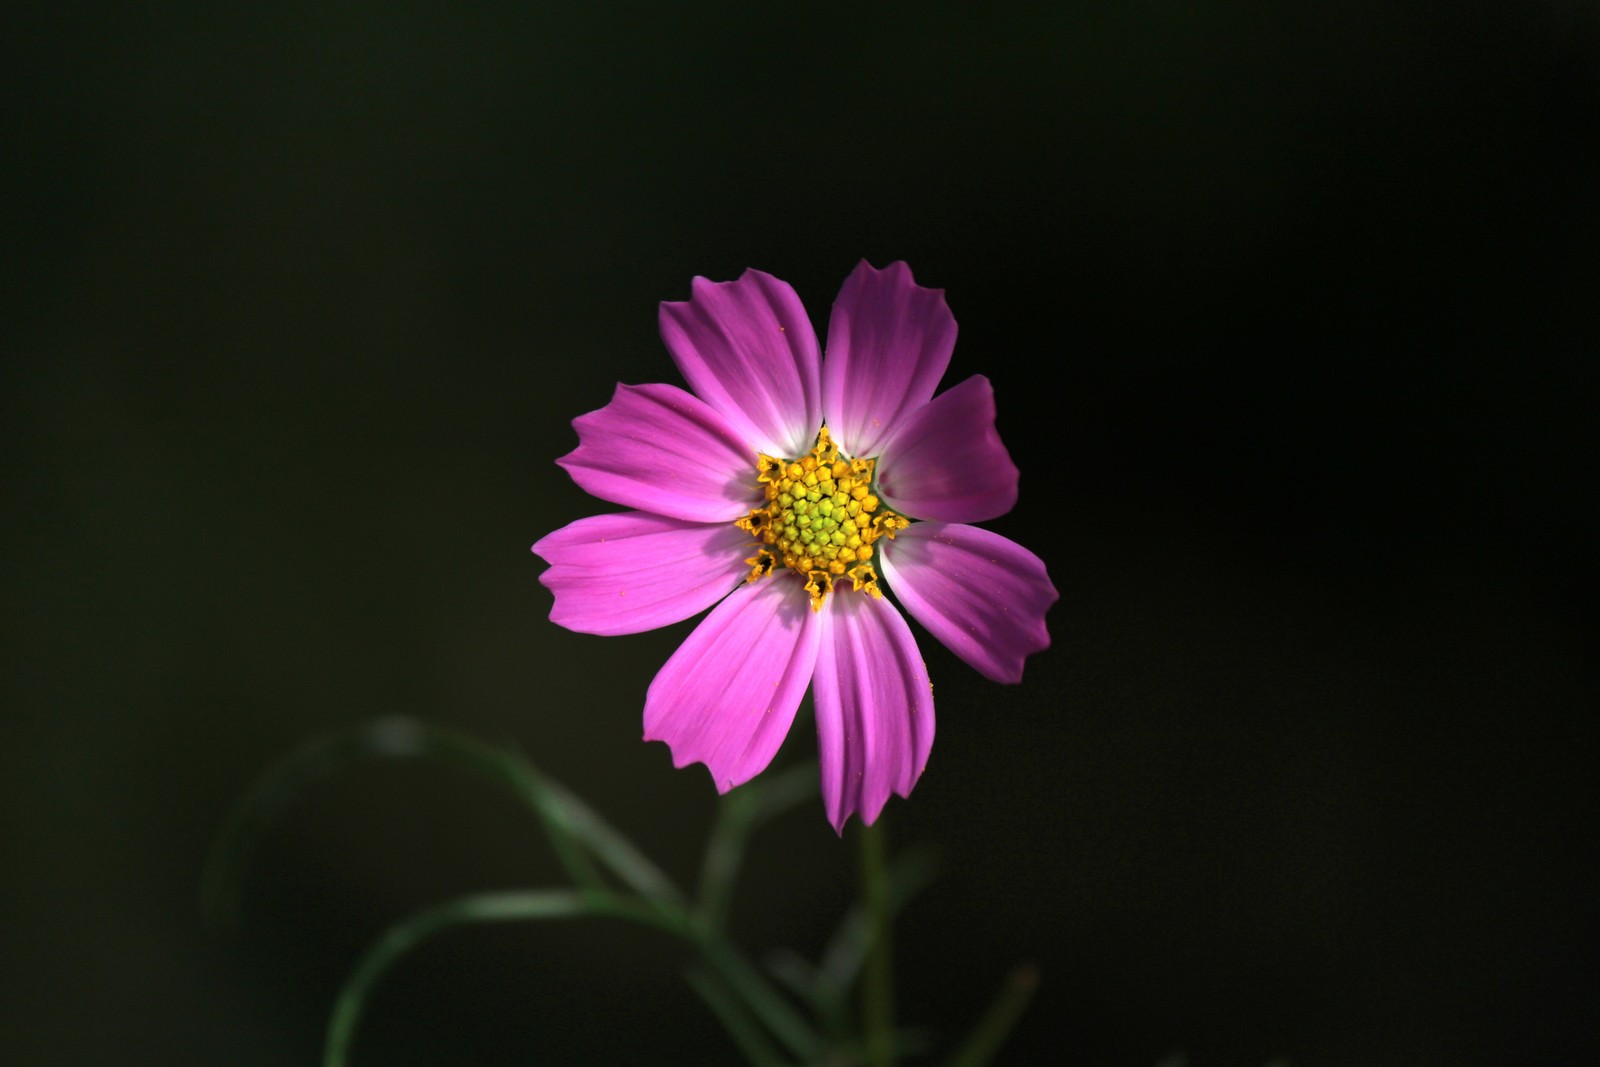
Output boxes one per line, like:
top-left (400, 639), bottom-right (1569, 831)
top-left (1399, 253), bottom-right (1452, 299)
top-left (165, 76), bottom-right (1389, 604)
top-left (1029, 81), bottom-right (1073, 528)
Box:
top-left (735, 427), bottom-right (910, 610)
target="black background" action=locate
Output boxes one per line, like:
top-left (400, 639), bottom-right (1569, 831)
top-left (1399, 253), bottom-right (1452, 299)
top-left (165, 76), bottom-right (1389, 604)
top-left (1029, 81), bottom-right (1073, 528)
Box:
top-left (4, 5), bottom-right (1596, 1065)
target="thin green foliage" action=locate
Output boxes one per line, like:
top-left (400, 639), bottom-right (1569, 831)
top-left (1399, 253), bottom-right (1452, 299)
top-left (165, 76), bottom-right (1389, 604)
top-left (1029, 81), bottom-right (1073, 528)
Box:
top-left (210, 718), bottom-right (1031, 1066)
top-left (202, 717), bottom-right (609, 927)
top-left (324, 889), bottom-right (686, 1067)
top-left (939, 964), bottom-right (1039, 1067)
top-left (809, 843), bottom-right (942, 1037)
top-left (534, 772), bottom-right (687, 909)
top-left (208, 719), bottom-right (823, 1066)
top-left (682, 964), bottom-right (788, 1067)
top-left (860, 821), bottom-right (896, 1067)
top-left (697, 761), bottom-right (819, 935)
top-left (764, 947), bottom-right (824, 1004)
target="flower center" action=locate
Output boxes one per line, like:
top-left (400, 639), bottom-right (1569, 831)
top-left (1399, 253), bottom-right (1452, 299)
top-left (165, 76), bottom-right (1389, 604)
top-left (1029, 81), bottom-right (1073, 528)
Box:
top-left (735, 426), bottom-right (909, 610)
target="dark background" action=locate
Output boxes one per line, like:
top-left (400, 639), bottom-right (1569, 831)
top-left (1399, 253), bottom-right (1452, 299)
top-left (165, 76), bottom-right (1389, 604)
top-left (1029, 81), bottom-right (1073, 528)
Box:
top-left (4, 4), bottom-right (1596, 1065)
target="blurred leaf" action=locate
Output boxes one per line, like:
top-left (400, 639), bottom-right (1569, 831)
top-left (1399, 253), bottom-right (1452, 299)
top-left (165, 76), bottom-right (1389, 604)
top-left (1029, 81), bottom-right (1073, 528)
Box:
top-left (536, 770), bottom-right (686, 909)
top-left (683, 963), bottom-right (789, 1067)
top-left (940, 964), bottom-right (1039, 1067)
top-left (203, 717), bottom-right (700, 927)
top-left (829, 1029), bottom-right (937, 1062)
top-left (323, 888), bottom-right (691, 1067)
top-left (763, 946), bottom-right (823, 1005)
top-left (210, 719), bottom-right (832, 1064)
top-left (697, 762), bottom-right (819, 934)
top-left (812, 841), bottom-right (942, 1034)
top-left (695, 936), bottom-right (824, 1063)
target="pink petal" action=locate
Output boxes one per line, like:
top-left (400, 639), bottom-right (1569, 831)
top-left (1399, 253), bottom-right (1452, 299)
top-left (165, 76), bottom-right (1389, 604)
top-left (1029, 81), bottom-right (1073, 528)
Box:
top-left (812, 592), bottom-right (935, 834)
top-left (556, 383), bottom-right (759, 523)
top-left (821, 261), bottom-right (957, 459)
top-left (643, 576), bottom-right (820, 792)
top-left (659, 270), bottom-right (822, 459)
top-left (531, 512), bottom-right (752, 636)
top-left (878, 523), bottom-right (1057, 684)
top-left (877, 375), bottom-right (1019, 523)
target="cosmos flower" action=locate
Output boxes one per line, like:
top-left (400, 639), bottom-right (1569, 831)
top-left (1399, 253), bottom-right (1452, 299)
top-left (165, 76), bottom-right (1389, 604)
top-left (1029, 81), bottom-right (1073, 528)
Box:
top-left (532, 262), bottom-right (1057, 832)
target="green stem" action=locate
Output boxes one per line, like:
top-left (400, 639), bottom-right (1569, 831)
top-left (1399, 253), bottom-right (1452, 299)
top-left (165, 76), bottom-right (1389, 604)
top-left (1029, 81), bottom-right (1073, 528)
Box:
top-left (682, 964), bottom-right (788, 1067)
top-left (940, 964), bottom-right (1039, 1067)
top-left (320, 888), bottom-right (822, 1067)
top-left (860, 819), bottom-right (895, 1067)
top-left (696, 762), bottom-right (819, 936)
top-left (323, 890), bottom-right (684, 1067)
top-left (694, 936), bottom-right (820, 1062)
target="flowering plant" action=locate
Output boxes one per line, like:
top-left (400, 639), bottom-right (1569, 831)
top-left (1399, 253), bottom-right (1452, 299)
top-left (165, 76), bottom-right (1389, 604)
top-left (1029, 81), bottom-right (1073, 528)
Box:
top-left (535, 261), bottom-right (1056, 830)
top-left (210, 263), bottom-right (1054, 1067)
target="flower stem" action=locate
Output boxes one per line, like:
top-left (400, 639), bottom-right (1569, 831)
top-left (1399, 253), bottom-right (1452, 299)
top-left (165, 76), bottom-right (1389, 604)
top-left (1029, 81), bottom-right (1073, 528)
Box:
top-left (940, 964), bottom-right (1039, 1067)
top-left (860, 818), bottom-right (895, 1067)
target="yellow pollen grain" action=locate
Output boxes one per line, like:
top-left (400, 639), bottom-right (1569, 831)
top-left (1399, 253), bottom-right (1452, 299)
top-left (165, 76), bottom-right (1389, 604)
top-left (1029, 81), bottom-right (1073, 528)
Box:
top-left (734, 426), bottom-right (907, 610)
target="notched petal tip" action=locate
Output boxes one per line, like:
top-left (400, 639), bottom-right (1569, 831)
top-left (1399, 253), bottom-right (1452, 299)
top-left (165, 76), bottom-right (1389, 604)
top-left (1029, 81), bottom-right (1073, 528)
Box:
top-left (823, 260), bottom-right (958, 459)
top-left (813, 594), bottom-right (935, 833)
top-left (879, 523), bottom-right (1056, 685)
top-left (878, 373), bottom-right (1020, 524)
top-left (658, 270), bottom-right (822, 458)
top-left (848, 258), bottom-right (945, 296)
top-left (642, 578), bottom-right (822, 796)
top-left (840, 259), bottom-right (953, 318)
top-left (641, 734), bottom-right (745, 795)
top-left (555, 381), bottom-right (758, 523)
top-left (532, 511), bottom-right (750, 637)
top-left (670, 267), bottom-right (783, 299)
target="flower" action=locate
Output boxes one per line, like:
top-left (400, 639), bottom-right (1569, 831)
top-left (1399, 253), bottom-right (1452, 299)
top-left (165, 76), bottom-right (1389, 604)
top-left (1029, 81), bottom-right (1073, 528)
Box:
top-left (532, 262), bottom-right (1057, 832)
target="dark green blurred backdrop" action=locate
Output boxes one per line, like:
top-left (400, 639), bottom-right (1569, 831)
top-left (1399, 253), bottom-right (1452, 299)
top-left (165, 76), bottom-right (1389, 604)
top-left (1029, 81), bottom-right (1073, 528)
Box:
top-left (4, 4), bottom-right (1596, 1065)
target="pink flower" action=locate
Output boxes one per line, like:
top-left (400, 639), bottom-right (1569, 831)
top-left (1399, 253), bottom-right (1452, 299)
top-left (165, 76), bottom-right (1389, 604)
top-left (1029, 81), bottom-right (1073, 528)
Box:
top-left (532, 262), bottom-right (1057, 832)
